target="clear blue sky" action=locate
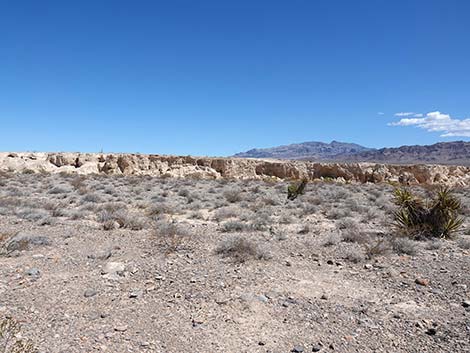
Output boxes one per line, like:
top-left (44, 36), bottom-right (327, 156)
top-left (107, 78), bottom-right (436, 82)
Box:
top-left (1, 0), bottom-right (470, 156)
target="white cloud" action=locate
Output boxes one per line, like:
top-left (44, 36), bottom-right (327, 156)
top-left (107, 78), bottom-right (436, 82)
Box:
top-left (394, 112), bottom-right (423, 118)
top-left (389, 111), bottom-right (470, 137)
top-left (377, 112), bottom-right (385, 115)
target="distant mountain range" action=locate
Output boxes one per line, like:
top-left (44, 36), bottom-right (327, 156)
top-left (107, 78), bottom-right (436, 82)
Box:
top-left (233, 141), bottom-right (470, 165)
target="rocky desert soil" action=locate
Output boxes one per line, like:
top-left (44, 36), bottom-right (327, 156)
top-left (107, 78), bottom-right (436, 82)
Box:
top-left (1, 171), bottom-right (469, 352)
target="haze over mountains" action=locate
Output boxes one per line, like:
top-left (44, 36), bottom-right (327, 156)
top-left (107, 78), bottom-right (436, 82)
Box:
top-left (234, 141), bottom-right (470, 165)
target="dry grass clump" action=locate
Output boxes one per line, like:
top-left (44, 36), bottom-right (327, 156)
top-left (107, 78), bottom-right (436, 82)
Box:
top-left (153, 219), bottom-right (190, 252)
top-left (323, 233), bottom-right (341, 247)
top-left (390, 236), bottom-right (418, 255)
top-left (221, 221), bottom-right (247, 232)
top-left (215, 235), bottom-right (270, 262)
top-left (98, 207), bottom-right (146, 231)
top-left (223, 188), bottom-right (243, 203)
top-left (343, 247), bottom-right (364, 263)
top-left (147, 202), bottom-right (180, 217)
top-left (363, 237), bottom-right (390, 259)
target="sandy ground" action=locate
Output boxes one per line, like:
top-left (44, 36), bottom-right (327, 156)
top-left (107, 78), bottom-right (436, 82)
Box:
top-left (0, 172), bottom-right (469, 352)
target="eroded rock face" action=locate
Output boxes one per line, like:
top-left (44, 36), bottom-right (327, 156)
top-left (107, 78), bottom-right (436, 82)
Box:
top-left (1, 152), bottom-right (469, 186)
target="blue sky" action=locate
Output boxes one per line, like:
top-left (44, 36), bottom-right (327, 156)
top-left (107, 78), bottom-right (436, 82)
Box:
top-left (1, 0), bottom-right (470, 156)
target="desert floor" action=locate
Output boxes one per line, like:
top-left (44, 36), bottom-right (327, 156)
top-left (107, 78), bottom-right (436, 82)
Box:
top-left (1, 172), bottom-right (469, 353)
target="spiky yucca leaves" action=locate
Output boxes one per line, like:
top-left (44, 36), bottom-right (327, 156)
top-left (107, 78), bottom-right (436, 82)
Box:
top-left (287, 178), bottom-right (308, 201)
top-left (393, 187), bottom-right (463, 239)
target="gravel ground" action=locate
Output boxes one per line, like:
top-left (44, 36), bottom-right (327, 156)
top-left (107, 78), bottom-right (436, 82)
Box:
top-left (0, 172), bottom-right (469, 352)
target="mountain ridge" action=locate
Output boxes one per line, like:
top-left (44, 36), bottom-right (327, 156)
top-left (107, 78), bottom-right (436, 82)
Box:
top-left (234, 140), bottom-right (470, 166)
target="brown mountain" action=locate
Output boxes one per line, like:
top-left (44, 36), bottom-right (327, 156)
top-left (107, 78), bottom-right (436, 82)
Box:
top-left (235, 141), bottom-right (470, 165)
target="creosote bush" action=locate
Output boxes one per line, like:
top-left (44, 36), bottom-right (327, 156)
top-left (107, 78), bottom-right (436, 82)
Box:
top-left (393, 187), bottom-right (463, 239)
top-left (215, 236), bottom-right (270, 262)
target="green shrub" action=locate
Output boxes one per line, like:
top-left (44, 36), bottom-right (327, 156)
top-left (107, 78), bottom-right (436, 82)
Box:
top-left (287, 178), bottom-right (308, 201)
top-left (393, 187), bottom-right (463, 239)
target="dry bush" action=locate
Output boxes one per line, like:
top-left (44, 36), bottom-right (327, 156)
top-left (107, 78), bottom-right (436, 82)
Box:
top-left (215, 236), bottom-right (270, 262)
top-left (153, 220), bottom-right (189, 252)
top-left (223, 188), bottom-right (243, 203)
top-left (221, 221), bottom-right (247, 233)
top-left (363, 237), bottom-right (390, 259)
top-left (343, 247), bottom-right (364, 263)
top-left (341, 229), bottom-right (369, 244)
top-left (147, 202), bottom-right (179, 217)
top-left (391, 237), bottom-right (417, 255)
top-left (323, 233), bottom-right (341, 247)
top-left (0, 317), bottom-right (36, 352)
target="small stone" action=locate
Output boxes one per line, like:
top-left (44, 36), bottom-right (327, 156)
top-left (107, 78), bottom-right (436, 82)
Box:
top-left (462, 300), bottom-right (470, 308)
top-left (84, 289), bottom-right (97, 298)
top-left (258, 341), bottom-right (265, 346)
top-left (114, 325), bottom-right (128, 332)
top-left (292, 346), bottom-right (304, 352)
top-left (364, 264), bottom-right (372, 269)
top-left (415, 278), bottom-right (429, 286)
top-left (129, 290), bottom-right (143, 299)
top-left (327, 260), bottom-right (334, 265)
top-left (312, 344), bottom-right (322, 352)
top-left (26, 268), bottom-right (40, 277)
top-left (32, 254), bottom-right (45, 259)
top-left (320, 294), bottom-right (328, 300)
top-left (88, 250), bottom-right (112, 260)
top-left (102, 262), bottom-right (125, 279)
top-left (285, 261), bottom-right (292, 267)
top-left (257, 295), bottom-right (268, 303)
top-left (425, 327), bottom-right (437, 336)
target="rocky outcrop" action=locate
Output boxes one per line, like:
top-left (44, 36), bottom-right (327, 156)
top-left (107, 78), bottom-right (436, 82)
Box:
top-left (1, 152), bottom-right (470, 186)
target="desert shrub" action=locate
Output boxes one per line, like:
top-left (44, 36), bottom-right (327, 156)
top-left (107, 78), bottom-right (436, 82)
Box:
top-left (363, 237), bottom-right (390, 259)
top-left (287, 179), bottom-right (308, 201)
top-left (223, 188), bottom-right (243, 203)
top-left (215, 236), bottom-right (270, 262)
top-left (424, 240), bottom-right (442, 250)
top-left (279, 213), bottom-right (295, 224)
top-left (221, 221), bottom-right (247, 232)
top-left (323, 233), bottom-right (341, 247)
top-left (153, 220), bottom-right (189, 252)
top-left (457, 237), bottom-right (470, 250)
top-left (81, 193), bottom-right (103, 204)
top-left (341, 229), bottom-right (368, 244)
top-left (344, 247), bottom-right (364, 263)
top-left (393, 187), bottom-right (463, 239)
top-left (147, 202), bottom-right (179, 216)
top-left (122, 216), bottom-right (147, 230)
top-left (16, 208), bottom-right (49, 222)
top-left (212, 207), bottom-right (238, 221)
top-left (390, 237), bottom-right (417, 255)
top-left (98, 210), bottom-right (119, 230)
top-left (48, 185), bottom-right (70, 195)
top-left (0, 317), bottom-right (36, 352)
top-left (337, 218), bottom-right (359, 231)
top-left (249, 212), bottom-right (271, 231)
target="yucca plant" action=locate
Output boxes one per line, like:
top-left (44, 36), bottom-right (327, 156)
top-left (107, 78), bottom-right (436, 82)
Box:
top-left (287, 178), bottom-right (308, 201)
top-left (393, 187), bottom-right (463, 239)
